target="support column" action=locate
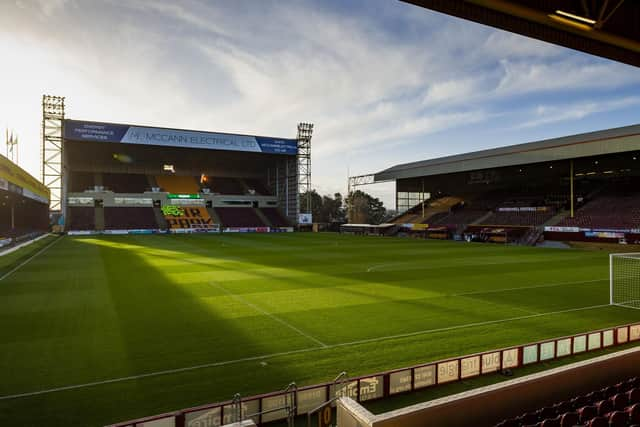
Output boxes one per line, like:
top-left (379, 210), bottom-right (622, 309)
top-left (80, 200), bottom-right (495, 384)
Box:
top-left (570, 160), bottom-right (574, 218)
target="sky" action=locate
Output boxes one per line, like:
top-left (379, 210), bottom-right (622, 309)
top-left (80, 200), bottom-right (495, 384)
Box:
top-left (0, 0), bottom-right (639, 209)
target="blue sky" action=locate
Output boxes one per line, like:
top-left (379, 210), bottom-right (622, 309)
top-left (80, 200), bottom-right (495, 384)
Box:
top-left (1, 0), bottom-right (639, 208)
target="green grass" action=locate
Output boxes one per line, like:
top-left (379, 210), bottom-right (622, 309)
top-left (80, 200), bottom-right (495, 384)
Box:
top-left (0, 233), bottom-right (638, 426)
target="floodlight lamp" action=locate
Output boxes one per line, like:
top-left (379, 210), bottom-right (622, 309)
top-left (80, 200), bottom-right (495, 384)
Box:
top-left (554, 10), bottom-right (596, 25)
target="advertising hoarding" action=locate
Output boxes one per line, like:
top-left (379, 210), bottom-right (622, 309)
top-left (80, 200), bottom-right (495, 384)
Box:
top-left (64, 120), bottom-right (298, 155)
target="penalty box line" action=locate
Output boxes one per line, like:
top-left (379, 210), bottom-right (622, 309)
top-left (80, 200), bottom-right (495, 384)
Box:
top-left (208, 281), bottom-right (328, 348)
top-left (0, 302), bottom-right (613, 401)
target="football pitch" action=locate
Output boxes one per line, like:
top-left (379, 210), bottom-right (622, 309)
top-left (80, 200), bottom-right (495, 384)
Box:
top-left (1, 233), bottom-right (639, 426)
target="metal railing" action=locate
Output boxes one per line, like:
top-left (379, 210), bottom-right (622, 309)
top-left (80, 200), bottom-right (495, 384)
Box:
top-left (109, 322), bottom-right (640, 427)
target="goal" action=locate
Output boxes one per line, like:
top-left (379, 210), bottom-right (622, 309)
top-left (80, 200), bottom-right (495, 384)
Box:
top-left (610, 253), bottom-right (640, 308)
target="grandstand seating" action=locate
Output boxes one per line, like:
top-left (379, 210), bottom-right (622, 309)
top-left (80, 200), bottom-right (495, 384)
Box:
top-left (215, 208), bottom-right (266, 227)
top-left (392, 196), bottom-right (463, 224)
top-left (155, 176), bottom-right (214, 229)
top-left (558, 195), bottom-right (640, 230)
top-left (156, 175), bottom-right (200, 194)
top-left (481, 209), bottom-right (555, 226)
top-left (69, 171), bottom-right (95, 192)
top-left (495, 377), bottom-right (640, 427)
top-left (164, 206), bottom-right (215, 229)
top-left (102, 173), bottom-right (149, 193)
top-left (104, 207), bottom-right (157, 229)
top-left (209, 177), bottom-right (245, 195)
top-left (67, 207), bottom-right (95, 230)
top-left (244, 179), bottom-right (271, 195)
top-left (260, 208), bottom-right (289, 227)
top-left (432, 208), bottom-right (488, 227)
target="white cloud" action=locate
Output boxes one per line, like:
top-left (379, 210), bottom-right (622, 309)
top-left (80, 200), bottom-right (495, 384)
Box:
top-left (0, 0), bottom-right (638, 208)
top-left (515, 97), bottom-right (640, 129)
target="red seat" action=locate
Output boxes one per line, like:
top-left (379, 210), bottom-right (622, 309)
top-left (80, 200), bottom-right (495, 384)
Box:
top-left (608, 411), bottom-right (627, 427)
top-left (587, 416), bottom-right (608, 427)
top-left (579, 406), bottom-right (598, 424)
top-left (559, 412), bottom-right (579, 427)
top-left (596, 399), bottom-right (613, 416)
top-left (629, 388), bottom-right (640, 404)
top-left (611, 393), bottom-right (628, 411)
top-left (628, 403), bottom-right (640, 423)
top-left (538, 407), bottom-right (557, 420)
top-left (540, 418), bottom-right (559, 427)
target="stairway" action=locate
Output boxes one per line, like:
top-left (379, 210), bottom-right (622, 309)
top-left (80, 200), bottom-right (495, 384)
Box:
top-left (207, 207), bottom-right (223, 226)
top-left (471, 211), bottom-right (494, 225)
top-left (253, 208), bottom-right (271, 227)
top-left (543, 210), bottom-right (569, 227)
top-left (153, 208), bottom-right (168, 230)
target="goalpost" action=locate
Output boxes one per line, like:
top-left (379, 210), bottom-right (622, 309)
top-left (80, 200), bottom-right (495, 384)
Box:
top-left (610, 253), bottom-right (640, 309)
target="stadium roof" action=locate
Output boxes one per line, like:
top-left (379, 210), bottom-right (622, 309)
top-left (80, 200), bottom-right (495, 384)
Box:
top-left (374, 124), bottom-right (640, 181)
top-left (402, 0), bottom-right (640, 67)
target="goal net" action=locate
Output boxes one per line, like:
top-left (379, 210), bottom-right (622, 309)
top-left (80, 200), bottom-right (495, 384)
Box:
top-left (610, 253), bottom-right (640, 308)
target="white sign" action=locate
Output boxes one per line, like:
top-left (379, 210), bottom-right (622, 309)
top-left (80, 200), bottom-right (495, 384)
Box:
top-left (298, 213), bottom-right (313, 224)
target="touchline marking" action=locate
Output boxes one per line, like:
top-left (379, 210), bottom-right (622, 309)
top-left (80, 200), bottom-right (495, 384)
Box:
top-left (0, 235), bottom-right (62, 282)
top-left (0, 302), bottom-right (616, 401)
top-left (209, 281), bottom-right (328, 348)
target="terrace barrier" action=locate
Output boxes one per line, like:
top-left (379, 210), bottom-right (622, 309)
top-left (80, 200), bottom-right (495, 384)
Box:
top-left (107, 322), bottom-right (640, 427)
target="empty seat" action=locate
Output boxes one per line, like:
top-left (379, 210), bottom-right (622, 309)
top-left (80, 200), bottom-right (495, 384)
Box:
top-left (539, 418), bottom-right (559, 427)
top-left (628, 403), bottom-right (640, 424)
top-left (596, 399), bottom-right (613, 416)
top-left (628, 389), bottom-right (640, 404)
top-left (611, 393), bottom-right (628, 411)
top-left (104, 207), bottom-right (157, 229)
top-left (260, 208), bottom-right (289, 227)
top-left (608, 411), bottom-right (627, 427)
top-left (579, 406), bottom-right (598, 424)
top-left (215, 208), bottom-right (266, 228)
top-left (587, 416), bottom-right (608, 427)
top-left (538, 407), bottom-right (556, 420)
top-left (558, 411), bottom-right (578, 427)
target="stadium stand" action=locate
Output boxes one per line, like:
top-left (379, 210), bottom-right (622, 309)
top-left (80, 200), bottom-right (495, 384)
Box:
top-left (392, 196), bottom-right (462, 224)
top-left (69, 171), bottom-right (95, 192)
top-left (104, 207), bottom-right (158, 229)
top-left (67, 207), bottom-right (95, 230)
top-left (155, 175), bottom-right (214, 229)
top-left (215, 207), bottom-right (266, 227)
top-left (558, 194), bottom-right (640, 230)
top-left (432, 206), bottom-right (489, 228)
top-left (494, 377), bottom-right (640, 427)
top-left (209, 177), bottom-right (245, 195)
top-left (480, 208), bottom-right (555, 227)
top-left (156, 175), bottom-right (200, 194)
top-left (102, 173), bottom-right (149, 193)
top-left (259, 207), bottom-right (290, 227)
top-left (244, 178), bottom-right (271, 195)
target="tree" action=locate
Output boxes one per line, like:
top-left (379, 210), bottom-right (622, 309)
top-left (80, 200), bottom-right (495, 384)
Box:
top-left (299, 190), bottom-right (346, 223)
top-left (346, 190), bottom-right (387, 224)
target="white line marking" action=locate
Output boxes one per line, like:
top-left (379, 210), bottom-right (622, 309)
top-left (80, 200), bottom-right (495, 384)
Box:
top-left (0, 346), bottom-right (321, 401)
top-left (329, 304), bottom-right (612, 349)
top-left (366, 263), bottom-right (397, 273)
top-left (0, 302), bottom-right (616, 401)
top-left (452, 278), bottom-right (607, 297)
top-left (0, 236), bottom-right (61, 282)
top-left (209, 281), bottom-right (328, 348)
top-left (0, 233), bottom-right (50, 257)
top-left (455, 294), bottom-right (540, 316)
